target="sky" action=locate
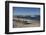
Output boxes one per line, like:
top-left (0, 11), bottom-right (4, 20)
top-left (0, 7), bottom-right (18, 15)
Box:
top-left (13, 7), bottom-right (40, 17)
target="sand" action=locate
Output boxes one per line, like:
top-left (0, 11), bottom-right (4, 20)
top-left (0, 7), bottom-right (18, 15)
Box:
top-left (13, 19), bottom-right (40, 28)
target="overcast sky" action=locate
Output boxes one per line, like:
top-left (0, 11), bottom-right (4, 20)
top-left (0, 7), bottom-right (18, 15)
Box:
top-left (13, 7), bottom-right (40, 17)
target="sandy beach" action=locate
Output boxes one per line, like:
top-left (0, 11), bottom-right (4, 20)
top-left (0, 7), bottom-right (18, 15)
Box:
top-left (13, 18), bottom-right (40, 28)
